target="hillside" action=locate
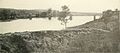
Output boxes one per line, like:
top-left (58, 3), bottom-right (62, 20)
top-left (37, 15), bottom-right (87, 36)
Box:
top-left (68, 9), bottom-right (120, 42)
top-left (1, 29), bottom-right (119, 53)
top-left (68, 9), bottom-right (120, 32)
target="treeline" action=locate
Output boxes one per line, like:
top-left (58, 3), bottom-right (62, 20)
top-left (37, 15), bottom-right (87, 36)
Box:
top-left (102, 9), bottom-right (119, 17)
top-left (0, 8), bottom-right (59, 21)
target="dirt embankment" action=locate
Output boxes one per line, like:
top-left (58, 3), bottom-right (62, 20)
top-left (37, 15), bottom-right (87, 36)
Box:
top-left (0, 28), bottom-right (120, 53)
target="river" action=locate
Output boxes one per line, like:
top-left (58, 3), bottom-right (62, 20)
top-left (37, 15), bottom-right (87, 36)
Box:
top-left (0, 16), bottom-right (100, 33)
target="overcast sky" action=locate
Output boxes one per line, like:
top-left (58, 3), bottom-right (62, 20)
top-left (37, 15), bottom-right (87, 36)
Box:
top-left (0, 0), bottom-right (120, 12)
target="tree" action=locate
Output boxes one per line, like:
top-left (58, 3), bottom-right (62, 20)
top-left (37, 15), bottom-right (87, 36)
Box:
top-left (0, 9), bottom-right (11, 20)
top-left (47, 8), bottom-right (52, 20)
top-left (58, 5), bottom-right (72, 29)
top-left (40, 12), bottom-right (47, 17)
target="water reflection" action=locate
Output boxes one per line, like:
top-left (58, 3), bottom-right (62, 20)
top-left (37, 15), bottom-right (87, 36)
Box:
top-left (0, 16), bottom-right (100, 33)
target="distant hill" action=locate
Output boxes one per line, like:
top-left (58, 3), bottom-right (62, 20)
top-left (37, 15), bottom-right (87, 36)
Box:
top-left (0, 8), bottom-right (102, 16)
top-left (70, 12), bottom-right (102, 16)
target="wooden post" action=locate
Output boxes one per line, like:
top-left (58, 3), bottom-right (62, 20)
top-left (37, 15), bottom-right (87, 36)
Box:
top-left (118, 10), bottom-right (120, 35)
top-left (94, 15), bottom-right (96, 21)
top-left (116, 9), bottom-right (120, 35)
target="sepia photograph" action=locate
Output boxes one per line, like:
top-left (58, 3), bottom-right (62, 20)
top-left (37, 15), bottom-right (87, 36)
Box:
top-left (0, 0), bottom-right (120, 53)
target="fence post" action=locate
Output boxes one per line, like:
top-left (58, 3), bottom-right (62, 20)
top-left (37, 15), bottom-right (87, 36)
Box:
top-left (118, 10), bottom-right (120, 35)
top-left (116, 9), bottom-right (120, 35)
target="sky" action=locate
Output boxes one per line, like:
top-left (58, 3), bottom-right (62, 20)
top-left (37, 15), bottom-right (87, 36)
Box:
top-left (0, 0), bottom-right (120, 13)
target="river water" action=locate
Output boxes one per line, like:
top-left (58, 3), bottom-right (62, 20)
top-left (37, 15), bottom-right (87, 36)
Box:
top-left (0, 16), bottom-right (100, 33)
